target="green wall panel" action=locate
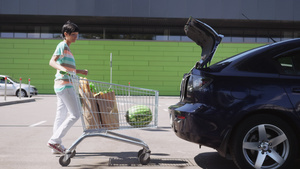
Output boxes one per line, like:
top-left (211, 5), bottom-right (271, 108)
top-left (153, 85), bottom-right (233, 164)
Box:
top-left (0, 38), bottom-right (265, 96)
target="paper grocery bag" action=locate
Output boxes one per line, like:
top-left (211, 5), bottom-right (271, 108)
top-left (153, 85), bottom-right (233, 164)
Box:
top-left (95, 91), bottom-right (119, 130)
top-left (79, 78), bottom-right (101, 130)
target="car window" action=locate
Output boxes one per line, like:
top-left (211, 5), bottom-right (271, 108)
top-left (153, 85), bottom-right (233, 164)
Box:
top-left (0, 77), bottom-right (5, 84)
top-left (236, 54), bottom-right (279, 74)
top-left (0, 77), bottom-right (14, 84)
top-left (274, 50), bottom-right (300, 76)
top-left (217, 44), bottom-right (283, 74)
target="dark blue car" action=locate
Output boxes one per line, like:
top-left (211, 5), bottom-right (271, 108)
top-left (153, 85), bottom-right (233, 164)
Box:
top-left (169, 17), bottom-right (300, 169)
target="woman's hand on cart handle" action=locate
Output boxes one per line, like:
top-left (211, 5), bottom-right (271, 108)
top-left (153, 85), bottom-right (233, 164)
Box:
top-left (60, 69), bottom-right (88, 76)
top-left (77, 69), bottom-right (88, 76)
top-left (60, 70), bottom-right (70, 75)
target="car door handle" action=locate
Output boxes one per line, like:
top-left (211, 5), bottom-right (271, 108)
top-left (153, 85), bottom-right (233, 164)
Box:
top-left (292, 87), bottom-right (300, 93)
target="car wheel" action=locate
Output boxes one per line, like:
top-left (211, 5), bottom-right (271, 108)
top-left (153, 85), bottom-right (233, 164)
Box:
top-left (230, 114), bottom-right (297, 169)
top-left (16, 89), bottom-right (28, 97)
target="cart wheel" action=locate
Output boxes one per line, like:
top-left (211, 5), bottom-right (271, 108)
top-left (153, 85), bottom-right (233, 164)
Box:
top-left (138, 152), bottom-right (150, 165)
top-left (70, 150), bottom-right (76, 158)
top-left (137, 149), bottom-right (144, 157)
top-left (59, 155), bottom-right (71, 167)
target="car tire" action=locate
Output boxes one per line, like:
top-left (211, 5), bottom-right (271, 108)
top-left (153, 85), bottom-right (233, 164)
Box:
top-left (16, 89), bottom-right (28, 97)
top-left (230, 114), bottom-right (297, 169)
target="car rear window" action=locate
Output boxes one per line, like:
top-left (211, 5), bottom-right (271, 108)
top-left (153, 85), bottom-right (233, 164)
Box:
top-left (209, 45), bottom-right (267, 72)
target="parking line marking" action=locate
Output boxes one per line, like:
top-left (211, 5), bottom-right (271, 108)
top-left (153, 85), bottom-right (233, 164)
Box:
top-left (29, 121), bottom-right (46, 127)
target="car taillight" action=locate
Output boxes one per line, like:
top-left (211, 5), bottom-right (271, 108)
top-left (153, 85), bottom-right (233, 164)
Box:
top-left (186, 75), bottom-right (212, 99)
top-left (180, 74), bottom-right (190, 102)
top-left (192, 76), bottom-right (212, 91)
top-left (177, 115), bottom-right (186, 120)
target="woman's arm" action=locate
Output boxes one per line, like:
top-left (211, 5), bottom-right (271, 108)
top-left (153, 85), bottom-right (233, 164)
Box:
top-left (49, 55), bottom-right (67, 72)
top-left (50, 55), bottom-right (88, 75)
top-left (76, 69), bottom-right (88, 75)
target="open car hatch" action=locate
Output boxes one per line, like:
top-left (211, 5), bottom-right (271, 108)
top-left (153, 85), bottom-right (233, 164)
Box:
top-left (184, 17), bottom-right (223, 68)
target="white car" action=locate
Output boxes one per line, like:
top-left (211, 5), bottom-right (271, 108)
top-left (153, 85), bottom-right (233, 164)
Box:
top-left (0, 75), bottom-right (38, 97)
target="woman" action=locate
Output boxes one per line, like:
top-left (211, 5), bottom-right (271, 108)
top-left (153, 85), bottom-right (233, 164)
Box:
top-left (48, 21), bottom-right (88, 154)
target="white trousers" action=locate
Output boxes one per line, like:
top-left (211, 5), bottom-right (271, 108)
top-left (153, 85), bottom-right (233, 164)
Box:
top-left (48, 88), bottom-right (80, 145)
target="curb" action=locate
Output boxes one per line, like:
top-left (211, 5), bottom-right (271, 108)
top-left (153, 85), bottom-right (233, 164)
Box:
top-left (0, 98), bottom-right (36, 106)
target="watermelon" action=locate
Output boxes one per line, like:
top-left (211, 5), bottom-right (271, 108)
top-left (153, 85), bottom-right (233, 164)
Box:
top-left (125, 105), bottom-right (152, 127)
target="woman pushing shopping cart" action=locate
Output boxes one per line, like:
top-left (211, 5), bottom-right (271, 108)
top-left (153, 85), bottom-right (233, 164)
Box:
top-left (57, 72), bottom-right (159, 166)
top-left (48, 20), bottom-right (158, 166)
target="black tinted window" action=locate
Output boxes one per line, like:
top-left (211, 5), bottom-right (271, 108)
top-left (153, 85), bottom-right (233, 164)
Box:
top-left (236, 54), bottom-right (279, 74)
top-left (274, 50), bottom-right (300, 75)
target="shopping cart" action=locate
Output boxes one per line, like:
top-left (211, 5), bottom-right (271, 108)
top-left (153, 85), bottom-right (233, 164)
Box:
top-left (58, 72), bottom-right (159, 166)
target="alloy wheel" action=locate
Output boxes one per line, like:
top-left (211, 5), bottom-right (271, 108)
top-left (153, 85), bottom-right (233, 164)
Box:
top-left (242, 124), bottom-right (289, 169)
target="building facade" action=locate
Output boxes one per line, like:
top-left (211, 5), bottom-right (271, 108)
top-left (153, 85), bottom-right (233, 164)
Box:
top-left (0, 0), bottom-right (299, 95)
top-left (1, 0), bottom-right (300, 42)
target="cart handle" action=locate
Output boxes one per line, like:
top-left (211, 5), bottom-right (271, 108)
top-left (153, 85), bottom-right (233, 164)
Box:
top-left (60, 70), bottom-right (77, 76)
top-left (60, 70), bottom-right (70, 75)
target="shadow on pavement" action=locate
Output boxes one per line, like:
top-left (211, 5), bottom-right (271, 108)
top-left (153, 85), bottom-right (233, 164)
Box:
top-left (109, 157), bottom-right (194, 167)
top-left (141, 126), bottom-right (172, 132)
top-left (194, 152), bottom-right (238, 169)
top-left (68, 151), bottom-right (195, 167)
top-left (194, 152), bottom-right (300, 169)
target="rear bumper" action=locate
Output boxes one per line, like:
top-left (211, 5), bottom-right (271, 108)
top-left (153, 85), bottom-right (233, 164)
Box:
top-left (168, 103), bottom-right (228, 150)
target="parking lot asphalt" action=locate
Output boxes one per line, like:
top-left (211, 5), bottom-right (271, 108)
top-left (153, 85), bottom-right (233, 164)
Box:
top-left (1, 95), bottom-right (299, 169)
